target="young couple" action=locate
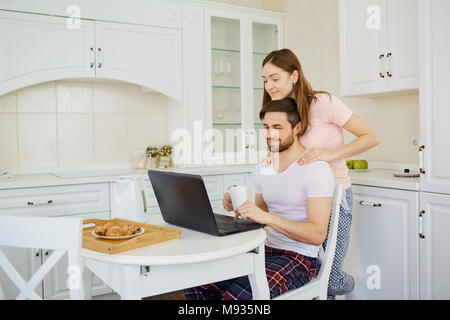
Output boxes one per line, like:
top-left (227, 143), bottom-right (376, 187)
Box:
top-left (184, 49), bottom-right (380, 300)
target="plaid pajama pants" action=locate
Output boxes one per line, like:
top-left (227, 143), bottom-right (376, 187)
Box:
top-left (322, 186), bottom-right (354, 298)
top-left (184, 246), bottom-right (318, 300)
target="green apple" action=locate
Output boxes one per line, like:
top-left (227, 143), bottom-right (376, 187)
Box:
top-left (353, 160), bottom-right (368, 170)
top-left (346, 160), bottom-right (354, 169)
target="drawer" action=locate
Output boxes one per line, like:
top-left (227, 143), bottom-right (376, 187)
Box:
top-left (202, 175), bottom-right (224, 201)
top-left (0, 184), bottom-right (109, 217)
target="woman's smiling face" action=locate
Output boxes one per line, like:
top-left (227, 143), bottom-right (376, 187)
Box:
top-left (262, 62), bottom-right (298, 101)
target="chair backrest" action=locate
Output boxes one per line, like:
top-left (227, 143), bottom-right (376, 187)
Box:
top-left (315, 185), bottom-right (344, 283)
top-left (0, 215), bottom-right (84, 300)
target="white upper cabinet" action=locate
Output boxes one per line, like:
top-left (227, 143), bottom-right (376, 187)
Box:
top-left (0, 11), bottom-right (95, 96)
top-left (0, 9), bottom-right (182, 101)
top-left (385, 0), bottom-right (419, 92)
top-left (419, 0), bottom-right (450, 195)
top-left (339, 0), bottom-right (388, 95)
top-left (204, 6), bottom-right (283, 164)
top-left (339, 0), bottom-right (418, 96)
top-left (95, 22), bottom-right (182, 102)
top-left (0, 0), bottom-right (182, 29)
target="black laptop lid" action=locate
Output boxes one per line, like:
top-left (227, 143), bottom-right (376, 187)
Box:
top-left (147, 170), bottom-right (219, 236)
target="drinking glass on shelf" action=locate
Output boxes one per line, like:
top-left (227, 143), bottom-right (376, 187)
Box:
top-left (219, 58), bottom-right (224, 86)
top-left (226, 61), bottom-right (232, 87)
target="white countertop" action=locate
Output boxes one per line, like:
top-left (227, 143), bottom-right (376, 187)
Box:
top-left (0, 166), bottom-right (420, 191)
top-left (0, 165), bottom-right (255, 190)
top-left (349, 169), bottom-right (419, 191)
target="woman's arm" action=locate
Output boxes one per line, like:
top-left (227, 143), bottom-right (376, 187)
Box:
top-left (298, 114), bottom-right (380, 165)
top-left (333, 113), bottom-right (380, 160)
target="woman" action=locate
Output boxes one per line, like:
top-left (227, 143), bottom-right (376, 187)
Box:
top-left (261, 48), bottom-right (380, 299)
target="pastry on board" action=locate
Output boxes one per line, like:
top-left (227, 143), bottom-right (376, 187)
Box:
top-left (94, 222), bottom-right (143, 237)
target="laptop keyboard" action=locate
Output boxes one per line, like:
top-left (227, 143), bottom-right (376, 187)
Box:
top-left (214, 214), bottom-right (263, 232)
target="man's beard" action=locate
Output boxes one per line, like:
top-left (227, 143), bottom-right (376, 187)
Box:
top-left (267, 134), bottom-right (295, 153)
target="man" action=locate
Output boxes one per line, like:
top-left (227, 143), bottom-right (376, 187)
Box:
top-left (184, 97), bottom-right (335, 300)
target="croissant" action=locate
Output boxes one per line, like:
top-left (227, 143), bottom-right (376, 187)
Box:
top-left (94, 226), bottom-right (106, 236)
top-left (105, 226), bottom-right (123, 237)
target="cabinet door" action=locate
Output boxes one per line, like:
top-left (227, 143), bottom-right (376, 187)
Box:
top-left (42, 211), bottom-right (112, 300)
top-left (95, 21), bottom-right (182, 102)
top-left (206, 12), bottom-right (245, 163)
top-left (339, 0), bottom-right (388, 96)
top-left (419, 0), bottom-right (450, 194)
top-left (344, 185), bottom-right (419, 299)
top-left (385, 0), bottom-right (419, 92)
top-left (419, 192), bottom-right (450, 300)
top-left (0, 11), bottom-right (95, 96)
top-left (250, 19), bottom-right (282, 162)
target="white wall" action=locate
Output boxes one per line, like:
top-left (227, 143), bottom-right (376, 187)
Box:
top-left (0, 80), bottom-right (169, 170)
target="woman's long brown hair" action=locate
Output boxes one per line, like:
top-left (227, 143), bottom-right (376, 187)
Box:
top-left (262, 48), bottom-right (331, 137)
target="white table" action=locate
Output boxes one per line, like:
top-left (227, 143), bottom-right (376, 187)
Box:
top-left (81, 215), bottom-right (269, 300)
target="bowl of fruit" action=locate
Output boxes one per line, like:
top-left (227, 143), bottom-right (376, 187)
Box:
top-left (346, 160), bottom-right (369, 172)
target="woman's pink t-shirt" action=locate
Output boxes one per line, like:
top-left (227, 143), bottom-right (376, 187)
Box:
top-left (298, 93), bottom-right (353, 189)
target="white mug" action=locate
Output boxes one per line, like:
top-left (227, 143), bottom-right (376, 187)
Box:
top-left (228, 185), bottom-right (247, 211)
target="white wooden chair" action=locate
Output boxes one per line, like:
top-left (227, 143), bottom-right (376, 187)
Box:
top-left (0, 215), bottom-right (84, 300)
top-left (274, 184), bottom-right (344, 300)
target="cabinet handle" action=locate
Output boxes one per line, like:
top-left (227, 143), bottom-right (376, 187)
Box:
top-left (89, 47), bottom-right (94, 68)
top-left (419, 210), bottom-right (425, 239)
top-left (386, 53), bottom-right (392, 77)
top-left (97, 47), bottom-right (102, 68)
top-left (419, 145), bottom-right (425, 174)
top-left (379, 54), bottom-right (385, 78)
top-left (27, 200), bottom-right (53, 206)
top-left (359, 201), bottom-right (381, 207)
top-left (141, 190), bottom-right (147, 213)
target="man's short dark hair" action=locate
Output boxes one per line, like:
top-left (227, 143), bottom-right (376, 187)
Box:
top-left (259, 97), bottom-right (301, 128)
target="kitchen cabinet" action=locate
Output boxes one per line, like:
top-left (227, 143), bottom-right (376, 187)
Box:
top-left (0, 10), bottom-right (95, 96)
top-left (0, 10), bottom-right (182, 101)
top-left (0, 0), bottom-right (182, 29)
top-left (94, 21), bottom-right (182, 102)
top-left (417, 0), bottom-right (450, 300)
top-left (174, 3), bottom-right (283, 167)
top-left (344, 185), bottom-right (419, 299)
top-left (204, 6), bottom-right (283, 163)
top-left (0, 183), bottom-right (109, 216)
top-left (0, 184), bottom-right (112, 299)
top-left (418, 0), bottom-right (450, 195)
top-left (339, 0), bottom-right (418, 97)
top-left (419, 192), bottom-right (450, 299)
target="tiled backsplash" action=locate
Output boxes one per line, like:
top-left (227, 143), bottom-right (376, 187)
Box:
top-left (0, 80), bottom-right (169, 170)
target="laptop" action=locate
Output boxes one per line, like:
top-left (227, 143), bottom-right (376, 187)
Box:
top-left (148, 170), bottom-right (264, 236)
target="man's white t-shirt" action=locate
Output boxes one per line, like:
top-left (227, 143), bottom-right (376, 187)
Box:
top-left (253, 160), bottom-right (335, 258)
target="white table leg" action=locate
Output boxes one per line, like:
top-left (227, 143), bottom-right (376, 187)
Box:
top-left (121, 265), bottom-right (142, 300)
top-left (82, 266), bottom-right (94, 300)
top-left (248, 244), bottom-right (270, 300)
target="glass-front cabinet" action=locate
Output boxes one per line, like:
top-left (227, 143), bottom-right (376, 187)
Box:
top-left (205, 9), bottom-right (283, 164)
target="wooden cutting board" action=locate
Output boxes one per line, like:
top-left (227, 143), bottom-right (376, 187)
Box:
top-left (82, 218), bottom-right (182, 254)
